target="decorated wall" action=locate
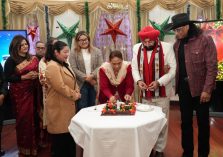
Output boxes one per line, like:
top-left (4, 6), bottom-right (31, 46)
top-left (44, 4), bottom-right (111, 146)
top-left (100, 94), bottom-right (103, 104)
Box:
top-left (0, 1), bottom-right (218, 41)
top-left (0, 0), bottom-right (221, 67)
top-left (52, 9), bottom-right (80, 49)
top-left (0, 0), bottom-right (221, 60)
top-left (0, 0), bottom-right (222, 79)
top-left (0, 0), bottom-right (223, 119)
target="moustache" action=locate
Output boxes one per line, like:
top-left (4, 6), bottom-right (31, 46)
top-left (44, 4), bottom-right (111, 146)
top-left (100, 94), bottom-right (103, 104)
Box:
top-left (144, 45), bottom-right (155, 51)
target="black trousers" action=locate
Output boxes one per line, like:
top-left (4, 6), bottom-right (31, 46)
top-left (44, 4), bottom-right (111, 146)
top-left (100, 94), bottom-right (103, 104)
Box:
top-left (0, 106), bottom-right (4, 151)
top-left (178, 79), bottom-right (210, 157)
top-left (51, 133), bottom-right (76, 157)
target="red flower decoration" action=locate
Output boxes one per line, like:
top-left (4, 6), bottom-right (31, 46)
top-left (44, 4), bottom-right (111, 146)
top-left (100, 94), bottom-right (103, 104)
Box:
top-left (27, 26), bottom-right (38, 41)
top-left (201, 22), bottom-right (223, 62)
top-left (101, 101), bottom-right (136, 115)
top-left (100, 18), bottom-right (127, 45)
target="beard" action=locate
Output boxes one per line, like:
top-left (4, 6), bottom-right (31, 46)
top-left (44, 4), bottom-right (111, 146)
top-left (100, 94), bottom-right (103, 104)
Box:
top-left (144, 44), bottom-right (156, 51)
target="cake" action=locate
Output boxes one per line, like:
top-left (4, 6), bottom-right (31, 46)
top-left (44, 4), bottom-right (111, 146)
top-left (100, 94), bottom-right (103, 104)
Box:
top-left (101, 101), bottom-right (136, 115)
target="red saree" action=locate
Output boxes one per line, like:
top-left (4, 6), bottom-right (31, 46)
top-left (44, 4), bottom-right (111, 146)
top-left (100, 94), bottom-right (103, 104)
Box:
top-left (10, 57), bottom-right (39, 156)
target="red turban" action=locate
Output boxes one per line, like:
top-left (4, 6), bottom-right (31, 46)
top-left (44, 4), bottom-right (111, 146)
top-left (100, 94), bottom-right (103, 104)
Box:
top-left (138, 26), bottom-right (160, 41)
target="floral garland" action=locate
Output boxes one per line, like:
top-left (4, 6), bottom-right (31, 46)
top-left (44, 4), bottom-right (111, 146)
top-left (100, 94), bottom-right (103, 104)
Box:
top-left (1, 0), bottom-right (7, 29)
top-left (102, 101), bottom-right (136, 115)
top-left (84, 1), bottom-right (90, 34)
top-left (136, 0), bottom-right (141, 42)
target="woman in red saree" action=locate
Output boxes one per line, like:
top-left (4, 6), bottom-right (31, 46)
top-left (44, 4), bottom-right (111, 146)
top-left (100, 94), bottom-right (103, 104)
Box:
top-left (4, 35), bottom-right (40, 156)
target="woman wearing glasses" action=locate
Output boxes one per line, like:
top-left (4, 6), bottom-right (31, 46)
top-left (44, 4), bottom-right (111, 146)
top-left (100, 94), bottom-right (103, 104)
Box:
top-left (69, 31), bottom-right (103, 112)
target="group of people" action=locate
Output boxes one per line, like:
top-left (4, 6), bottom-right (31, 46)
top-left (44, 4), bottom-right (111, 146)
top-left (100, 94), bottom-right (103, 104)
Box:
top-left (0, 13), bottom-right (217, 157)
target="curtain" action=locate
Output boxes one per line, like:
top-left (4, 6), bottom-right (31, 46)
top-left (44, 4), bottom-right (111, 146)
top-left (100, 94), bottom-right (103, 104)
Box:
top-left (8, 0), bottom-right (215, 15)
top-left (141, 10), bottom-right (149, 30)
top-left (36, 8), bottom-right (47, 43)
top-left (176, 2), bottom-right (215, 20)
top-left (190, 0), bottom-right (214, 8)
top-left (93, 9), bottom-right (133, 61)
top-left (5, 0), bottom-right (217, 42)
top-left (0, 1), bottom-right (3, 29)
top-left (89, 7), bottom-right (102, 45)
top-left (128, 5), bottom-right (137, 45)
top-left (9, 9), bottom-right (82, 44)
top-left (8, 11), bottom-right (41, 54)
top-left (0, 0), bottom-right (10, 29)
top-left (9, 10), bottom-right (46, 43)
top-left (222, 0), bottom-right (223, 18)
top-left (9, 13), bottom-right (26, 29)
top-left (9, 0), bottom-right (85, 15)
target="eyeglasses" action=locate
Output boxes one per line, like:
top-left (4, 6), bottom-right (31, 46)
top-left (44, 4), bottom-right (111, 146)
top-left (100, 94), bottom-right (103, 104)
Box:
top-left (173, 27), bottom-right (184, 33)
top-left (36, 47), bottom-right (45, 50)
top-left (78, 38), bottom-right (88, 42)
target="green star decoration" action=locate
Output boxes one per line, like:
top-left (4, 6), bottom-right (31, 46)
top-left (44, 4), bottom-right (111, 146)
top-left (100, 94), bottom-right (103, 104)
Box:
top-left (149, 17), bottom-right (174, 41)
top-left (57, 21), bottom-right (80, 48)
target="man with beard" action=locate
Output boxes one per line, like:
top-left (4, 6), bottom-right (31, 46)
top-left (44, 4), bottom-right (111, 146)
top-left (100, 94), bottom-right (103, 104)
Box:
top-left (131, 26), bottom-right (176, 157)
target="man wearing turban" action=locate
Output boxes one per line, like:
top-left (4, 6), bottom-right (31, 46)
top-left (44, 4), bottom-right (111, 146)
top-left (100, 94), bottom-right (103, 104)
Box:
top-left (131, 26), bottom-right (176, 157)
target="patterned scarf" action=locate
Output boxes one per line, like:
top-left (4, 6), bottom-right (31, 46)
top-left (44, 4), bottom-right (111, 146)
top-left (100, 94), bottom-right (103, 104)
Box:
top-left (137, 41), bottom-right (166, 99)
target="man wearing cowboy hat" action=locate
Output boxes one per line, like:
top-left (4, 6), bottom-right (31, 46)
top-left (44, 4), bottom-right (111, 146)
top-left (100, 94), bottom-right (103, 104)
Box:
top-left (132, 26), bottom-right (176, 157)
top-left (165, 13), bottom-right (217, 157)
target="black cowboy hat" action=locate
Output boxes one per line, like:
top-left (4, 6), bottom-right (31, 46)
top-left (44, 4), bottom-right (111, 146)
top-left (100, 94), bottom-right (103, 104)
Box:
top-left (164, 13), bottom-right (199, 31)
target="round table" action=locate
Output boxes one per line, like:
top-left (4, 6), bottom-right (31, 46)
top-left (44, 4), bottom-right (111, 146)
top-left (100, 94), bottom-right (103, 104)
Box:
top-left (69, 104), bottom-right (167, 157)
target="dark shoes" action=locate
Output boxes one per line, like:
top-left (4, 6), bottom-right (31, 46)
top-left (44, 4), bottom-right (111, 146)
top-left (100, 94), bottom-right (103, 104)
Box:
top-left (0, 150), bottom-right (5, 156)
top-left (154, 151), bottom-right (164, 157)
top-left (150, 150), bottom-right (164, 157)
top-left (149, 150), bottom-right (154, 157)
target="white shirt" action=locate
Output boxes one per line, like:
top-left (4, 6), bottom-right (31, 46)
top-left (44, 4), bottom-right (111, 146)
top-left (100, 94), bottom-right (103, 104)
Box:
top-left (81, 49), bottom-right (91, 75)
top-left (131, 42), bottom-right (176, 97)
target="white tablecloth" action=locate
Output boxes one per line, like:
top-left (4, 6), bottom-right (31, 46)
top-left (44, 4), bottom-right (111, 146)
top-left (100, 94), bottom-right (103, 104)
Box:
top-left (68, 104), bottom-right (167, 157)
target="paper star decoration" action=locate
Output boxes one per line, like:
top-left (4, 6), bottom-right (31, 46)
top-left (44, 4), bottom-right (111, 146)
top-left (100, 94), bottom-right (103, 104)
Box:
top-left (27, 26), bottom-right (38, 41)
top-left (57, 21), bottom-right (79, 48)
top-left (149, 17), bottom-right (174, 41)
top-left (100, 18), bottom-right (127, 45)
